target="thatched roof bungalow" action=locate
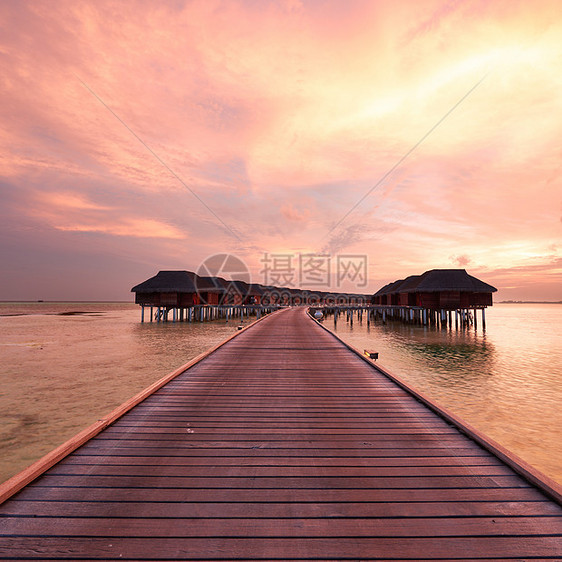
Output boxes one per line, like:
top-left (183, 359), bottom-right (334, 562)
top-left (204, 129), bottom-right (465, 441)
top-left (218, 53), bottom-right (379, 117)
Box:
top-left (372, 269), bottom-right (497, 310)
top-left (408, 269), bottom-right (497, 309)
top-left (373, 279), bottom-right (404, 306)
top-left (222, 280), bottom-right (264, 305)
top-left (396, 275), bottom-right (422, 306)
top-left (372, 283), bottom-right (392, 305)
top-left (192, 276), bottom-right (225, 305)
top-left (131, 271), bottom-right (199, 307)
top-left (248, 284), bottom-right (265, 305)
top-left (131, 270), bottom-right (228, 307)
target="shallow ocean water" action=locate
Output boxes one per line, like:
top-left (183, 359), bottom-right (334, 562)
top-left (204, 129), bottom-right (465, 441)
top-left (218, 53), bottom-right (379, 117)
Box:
top-left (0, 302), bottom-right (252, 484)
top-left (328, 303), bottom-right (562, 484)
top-left (0, 302), bottom-right (560, 486)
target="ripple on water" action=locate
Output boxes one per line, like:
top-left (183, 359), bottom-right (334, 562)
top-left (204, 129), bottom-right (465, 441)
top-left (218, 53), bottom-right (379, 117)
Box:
top-left (330, 304), bottom-right (562, 484)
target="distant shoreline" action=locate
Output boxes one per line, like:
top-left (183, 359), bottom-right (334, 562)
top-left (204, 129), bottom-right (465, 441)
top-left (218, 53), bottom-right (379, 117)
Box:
top-left (0, 301), bottom-right (133, 304)
top-left (1, 300), bottom-right (562, 305)
top-left (498, 301), bottom-right (562, 304)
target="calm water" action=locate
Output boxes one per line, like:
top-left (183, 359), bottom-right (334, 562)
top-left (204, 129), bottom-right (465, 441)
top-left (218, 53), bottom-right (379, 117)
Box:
top-left (0, 302), bottom-right (253, 485)
top-left (329, 303), bottom-right (562, 484)
top-left (0, 302), bottom-right (560, 486)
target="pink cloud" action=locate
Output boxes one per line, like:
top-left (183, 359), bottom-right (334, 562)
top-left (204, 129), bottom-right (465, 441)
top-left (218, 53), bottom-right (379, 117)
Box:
top-left (1, 0), bottom-right (561, 299)
top-left (280, 203), bottom-right (311, 222)
top-left (55, 218), bottom-right (185, 240)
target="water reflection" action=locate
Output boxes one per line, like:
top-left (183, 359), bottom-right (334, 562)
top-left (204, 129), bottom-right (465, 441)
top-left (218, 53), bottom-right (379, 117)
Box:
top-left (0, 304), bottom-right (252, 485)
top-left (338, 319), bottom-right (496, 382)
top-left (330, 307), bottom-right (562, 485)
top-left (130, 317), bottom-right (248, 372)
top-left (1, 302), bottom-right (560, 487)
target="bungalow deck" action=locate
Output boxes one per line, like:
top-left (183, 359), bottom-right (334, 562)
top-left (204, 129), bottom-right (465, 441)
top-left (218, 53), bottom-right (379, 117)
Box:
top-left (0, 307), bottom-right (561, 560)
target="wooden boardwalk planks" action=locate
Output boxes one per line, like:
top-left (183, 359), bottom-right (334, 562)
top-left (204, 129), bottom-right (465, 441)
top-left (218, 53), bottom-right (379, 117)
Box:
top-left (0, 307), bottom-right (561, 560)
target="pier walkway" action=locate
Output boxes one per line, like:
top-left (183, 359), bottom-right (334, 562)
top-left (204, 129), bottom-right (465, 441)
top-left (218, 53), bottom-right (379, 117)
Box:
top-left (1, 307), bottom-right (561, 560)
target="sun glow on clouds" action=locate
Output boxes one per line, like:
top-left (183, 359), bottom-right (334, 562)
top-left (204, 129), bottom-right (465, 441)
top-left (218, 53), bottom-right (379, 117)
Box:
top-left (41, 192), bottom-right (111, 211)
top-left (1, 0), bottom-right (561, 299)
top-left (55, 218), bottom-right (185, 240)
top-left (34, 192), bottom-right (185, 240)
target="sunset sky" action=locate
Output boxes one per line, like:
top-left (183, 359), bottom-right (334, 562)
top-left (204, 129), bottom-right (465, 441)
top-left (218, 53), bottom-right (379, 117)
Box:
top-left (1, 0), bottom-right (561, 301)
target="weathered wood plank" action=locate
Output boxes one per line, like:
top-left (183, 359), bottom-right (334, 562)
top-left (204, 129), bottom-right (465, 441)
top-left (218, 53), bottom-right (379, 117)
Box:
top-left (3, 500), bottom-right (560, 518)
top-left (56, 455), bottom-right (505, 467)
top-left (10, 485), bottom-right (550, 503)
top-left (0, 536), bottom-right (561, 559)
top-left (101, 427), bottom-right (461, 436)
top-left (2, 516), bottom-right (562, 537)
top-left (32, 473), bottom-right (530, 489)
top-left (45, 464), bottom-right (517, 478)
top-left (69, 446), bottom-right (505, 457)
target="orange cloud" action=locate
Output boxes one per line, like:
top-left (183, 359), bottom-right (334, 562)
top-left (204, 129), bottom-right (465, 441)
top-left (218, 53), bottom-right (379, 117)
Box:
top-left (55, 218), bottom-right (185, 240)
top-left (281, 203), bottom-right (311, 222)
top-left (1, 0), bottom-right (561, 299)
top-left (39, 192), bottom-right (110, 211)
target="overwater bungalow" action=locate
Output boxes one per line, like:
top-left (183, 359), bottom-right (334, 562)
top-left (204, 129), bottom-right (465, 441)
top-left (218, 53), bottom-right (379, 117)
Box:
top-left (372, 283), bottom-right (392, 305)
top-left (372, 279), bottom-right (404, 306)
top-left (223, 280), bottom-right (264, 305)
top-left (132, 270), bottom-right (274, 323)
top-left (194, 276), bottom-right (225, 305)
top-left (396, 275), bottom-right (422, 306)
top-left (248, 284), bottom-right (265, 305)
top-left (403, 269), bottom-right (496, 309)
top-left (131, 270), bottom-right (199, 308)
top-left (131, 267), bottom-right (495, 328)
top-left (369, 269), bottom-right (497, 328)
top-left (373, 269), bottom-right (497, 309)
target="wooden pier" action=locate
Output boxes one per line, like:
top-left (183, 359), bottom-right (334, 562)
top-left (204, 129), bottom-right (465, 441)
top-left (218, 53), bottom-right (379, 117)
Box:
top-left (319, 304), bottom-right (486, 329)
top-left (0, 307), bottom-right (561, 560)
top-left (140, 303), bottom-right (280, 323)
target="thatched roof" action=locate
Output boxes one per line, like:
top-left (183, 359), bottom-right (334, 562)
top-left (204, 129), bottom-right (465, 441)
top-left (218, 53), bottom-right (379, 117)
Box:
top-left (132, 272), bottom-right (267, 297)
top-left (229, 279), bottom-right (249, 293)
top-left (249, 284), bottom-right (266, 296)
top-left (396, 275), bottom-right (422, 292)
top-left (194, 276), bottom-right (226, 294)
top-left (404, 269), bottom-right (497, 293)
top-left (376, 279), bottom-right (404, 296)
top-left (373, 269), bottom-right (497, 296)
top-left (373, 283), bottom-right (393, 297)
top-left (131, 271), bottom-right (197, 293)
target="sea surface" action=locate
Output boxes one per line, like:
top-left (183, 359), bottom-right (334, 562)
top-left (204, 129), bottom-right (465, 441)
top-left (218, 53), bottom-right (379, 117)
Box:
top-left (0, 302), bottom-right (561, 487)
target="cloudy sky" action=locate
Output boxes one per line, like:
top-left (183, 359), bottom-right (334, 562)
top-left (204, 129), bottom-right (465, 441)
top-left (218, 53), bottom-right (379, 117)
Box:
top-left (1, 0), bottom-right (561, 301)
